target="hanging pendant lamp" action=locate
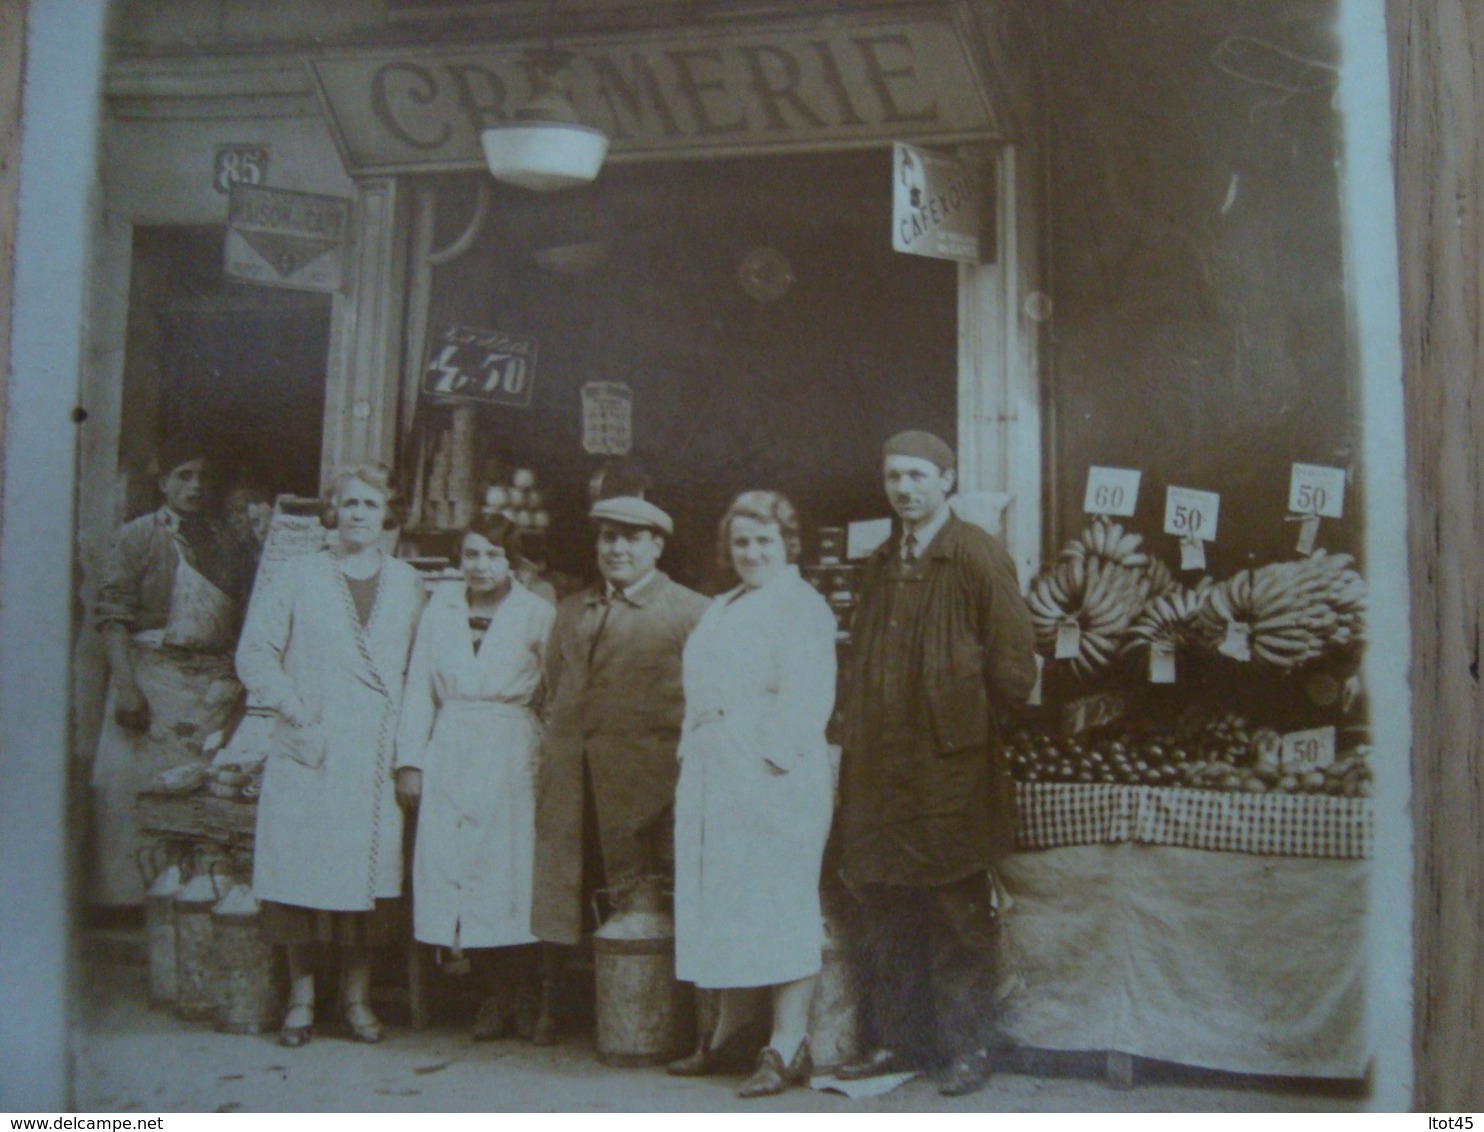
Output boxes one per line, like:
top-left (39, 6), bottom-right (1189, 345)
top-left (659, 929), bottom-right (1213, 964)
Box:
top-left (481, 48), bottom-right (609, 192)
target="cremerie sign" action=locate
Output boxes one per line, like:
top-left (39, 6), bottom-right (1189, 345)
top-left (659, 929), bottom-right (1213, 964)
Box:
top-left (311, 13), bottom-right (1000, 174)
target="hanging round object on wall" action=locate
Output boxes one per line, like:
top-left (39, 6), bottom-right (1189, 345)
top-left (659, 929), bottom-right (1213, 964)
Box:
top-left (737, 246), bottom-right (795, 303)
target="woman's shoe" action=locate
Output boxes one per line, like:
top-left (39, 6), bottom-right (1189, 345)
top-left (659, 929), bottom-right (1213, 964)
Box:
top-left (343, 1001), bottom-right (384, 1044)
top-left (278, 1002), bottom-right (314, 1049)
top-left (667, 1024), bottom-right (758, 1077)
top-left (737, 1040), bottom-right (812, 1098)
top-left (471, 996), bottom-right (508, 1043)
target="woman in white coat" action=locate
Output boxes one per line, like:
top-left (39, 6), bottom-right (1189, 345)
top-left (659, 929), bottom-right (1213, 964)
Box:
top-left (394, 513), bottom-right (555, 1041)
top-left (237, 465), bottom-right (424, 1048)
top-left (670, 491), bottom-right (839, 1098)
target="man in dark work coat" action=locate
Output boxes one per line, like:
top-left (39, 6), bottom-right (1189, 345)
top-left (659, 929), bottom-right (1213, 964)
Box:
top-left (835, 430), bottom-right (1038, 1097)
top-left (529, 495), bottom-right (709, 1041)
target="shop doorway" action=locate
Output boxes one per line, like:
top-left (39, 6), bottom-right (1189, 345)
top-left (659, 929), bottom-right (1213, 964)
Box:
top-left (419, 150), bottom-right (959, 590)
top-left (119, 227), bottom-right (329, 519)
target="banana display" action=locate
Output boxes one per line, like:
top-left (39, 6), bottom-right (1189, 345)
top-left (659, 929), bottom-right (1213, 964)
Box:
top-left (1193, 550), bottom-right (1367, 670)
top-left (1122, 580), bottom-right (1212, 658)
top-left (1028, 521), bottom-right (1367, 680)
top-left (1026, 520), bottom-right (1154, 678)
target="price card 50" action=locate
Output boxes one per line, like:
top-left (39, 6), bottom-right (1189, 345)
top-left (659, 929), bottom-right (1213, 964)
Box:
top-left (1164, 485), bottom-right (1221, 542)
top-left (1288, 463), bottom-right (1346, 518)
top-left (1083, 466), bottom-right (1141, 517)
top-left (1280, 726), bottom-right (1336, 772)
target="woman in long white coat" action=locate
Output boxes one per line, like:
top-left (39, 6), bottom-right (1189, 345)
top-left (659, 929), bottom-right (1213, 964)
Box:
top-left (670, 490), bottom-right (839, 1098)
top-left (237, 465), bottom-right (424, 1048)
top-left (394, 513), bottom-right (555, 1041)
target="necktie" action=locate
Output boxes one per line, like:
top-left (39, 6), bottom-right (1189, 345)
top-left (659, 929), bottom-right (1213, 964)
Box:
top-left (587, 595), bottom-right (614, 666)
top-left (904, 532), bottom-right (919, 563)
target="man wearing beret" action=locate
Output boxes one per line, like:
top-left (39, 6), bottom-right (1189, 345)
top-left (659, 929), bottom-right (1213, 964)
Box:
top-left (529, 495), bottom-right (709, 1042)
top-left (835, 430), bottom-right (1038, 1096)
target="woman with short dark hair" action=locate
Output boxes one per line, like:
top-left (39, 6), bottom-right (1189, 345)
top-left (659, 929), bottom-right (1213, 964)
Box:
top-left (669, 490), bottom-right (839, 1097)
top-left (394, 513), bottom-right (555, 1041)
top-left (238, 464), bottom-right (424, 1047)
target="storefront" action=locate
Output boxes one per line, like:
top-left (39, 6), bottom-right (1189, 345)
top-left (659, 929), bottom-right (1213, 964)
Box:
top-left (79, 1), bottom-right (1042, 604)
top-left (75, 0), bottom-right (1380, 1092)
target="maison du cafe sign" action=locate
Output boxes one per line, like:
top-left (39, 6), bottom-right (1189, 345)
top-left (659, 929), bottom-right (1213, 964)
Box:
top-left (310, 13), bottom-right (1000, 174)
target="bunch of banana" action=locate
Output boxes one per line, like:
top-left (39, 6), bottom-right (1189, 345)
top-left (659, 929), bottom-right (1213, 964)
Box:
top-left (1196, 553), bottom-right (1365, 670)
top-left (1142, 555), bottom-right (1177, 600)
top-left (1059, 517), bottom-right (1150, 570)
top-left (1123, 580), bottom-right (1211, 657)
top-left (1026, 553), bottom-right (1151, 677)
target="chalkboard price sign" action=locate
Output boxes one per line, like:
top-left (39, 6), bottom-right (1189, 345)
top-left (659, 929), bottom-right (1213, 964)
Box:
top-left (422, 323), bottom-right (539, 408)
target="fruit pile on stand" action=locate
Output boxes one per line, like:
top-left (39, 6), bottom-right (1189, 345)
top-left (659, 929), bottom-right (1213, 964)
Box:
top-left (1009, 516), bottom-right (1370, 799)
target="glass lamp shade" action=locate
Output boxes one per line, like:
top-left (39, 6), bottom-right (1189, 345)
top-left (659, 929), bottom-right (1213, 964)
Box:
top-left (481, 122), bottom-right (610, 192)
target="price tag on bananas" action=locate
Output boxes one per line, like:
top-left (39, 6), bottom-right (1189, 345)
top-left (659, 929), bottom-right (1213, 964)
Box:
top-left (1288, 463), bottom-right (1346, 519)
top-left (1149, 640), bottom-right (1176, 684)
top-left (1164, 486), bottom-right (1220, 542)
top-left (1280, 725), bottom-right (1336, 772)
top-left (1083, 466), bottom-right (1141, 517)
top-left (1218, 620), bottom-right (1252, 662)
top-left (1054, 619), bottom-right (1082, 660)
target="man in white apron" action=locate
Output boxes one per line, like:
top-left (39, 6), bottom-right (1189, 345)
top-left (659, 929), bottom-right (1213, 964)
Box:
top-left (90, 443), bottom-right (257, 906)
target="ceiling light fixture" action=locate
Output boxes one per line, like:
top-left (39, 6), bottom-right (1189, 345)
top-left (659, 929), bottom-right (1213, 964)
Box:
top-left (480, 41), bottom-right (609, 192)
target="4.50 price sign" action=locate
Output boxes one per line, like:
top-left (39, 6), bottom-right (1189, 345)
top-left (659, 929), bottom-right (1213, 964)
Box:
top-left (422, 323), bottom-right (539, 408)
top-left (1083, 466), bottom-right (1141, 517)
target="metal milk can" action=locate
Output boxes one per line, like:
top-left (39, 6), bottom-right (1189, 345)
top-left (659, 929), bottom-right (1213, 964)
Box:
top-left (592, 881), bottom-right (694, 1066)
top-left (806, 894), bottom-right (861, 1072)
top-left (211, 883), bottom-right (279, 1034)
top-left (173, 866), bottom-right (227, 1021)
top-left (143, 859), bottom-right (183, 1007)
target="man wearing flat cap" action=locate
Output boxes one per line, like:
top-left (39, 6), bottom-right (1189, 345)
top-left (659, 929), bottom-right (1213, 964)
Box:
top-left (529, 495), bottom-right (709, 1041)
top-left (835, 430), bottom-right (1038, 1096)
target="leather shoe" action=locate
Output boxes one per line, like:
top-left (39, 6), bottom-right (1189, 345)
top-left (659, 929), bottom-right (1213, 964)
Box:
top-left (737, 1041), bottom-right (812, 1099)
top-left (938, 1049), bottom-right (992, 1097)
top-left (834, 1047), bottom-right (915, 1080)
top-left (343, 1001), bottom-right (384, 1044)
top-left (666, 1026), bottom-right (758, 1077)
top-left (278, 1002), bottom-right (314, 1049)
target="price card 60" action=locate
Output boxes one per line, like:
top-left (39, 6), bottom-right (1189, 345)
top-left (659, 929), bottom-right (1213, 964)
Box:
top-left (1083, 466), bottom-right (1141, 517)
top-left (1288, 463), bottom-right (1346, 518)
top-left (1164, 485), bottom-right (1221, 542)
top-left (1280, 726), bottom-right (1336, 772)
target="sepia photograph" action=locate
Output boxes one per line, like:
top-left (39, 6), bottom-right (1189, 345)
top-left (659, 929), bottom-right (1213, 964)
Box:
top-left (5, 0), bottom-right (1474, 1115)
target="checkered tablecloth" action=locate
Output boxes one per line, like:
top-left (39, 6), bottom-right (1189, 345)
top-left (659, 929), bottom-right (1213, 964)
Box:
top-left (1013, 782), bottom-right (1373, 859)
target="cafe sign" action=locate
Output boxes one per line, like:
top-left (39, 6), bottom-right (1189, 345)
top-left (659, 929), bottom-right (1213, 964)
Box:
top-left (310, 11), bottom-right (1000, 174)
top-left (224, 185), bottom-right (351, 293)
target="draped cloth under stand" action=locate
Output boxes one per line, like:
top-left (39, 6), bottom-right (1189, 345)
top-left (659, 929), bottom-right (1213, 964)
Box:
top-left (997, 843), bottom-right (1368, 1079)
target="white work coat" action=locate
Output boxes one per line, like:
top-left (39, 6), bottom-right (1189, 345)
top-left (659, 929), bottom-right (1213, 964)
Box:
top-left (396, 582), bottom-right (554, 948)
top-left (673, 565), bottom-right (838, 988)
top-left (239, 551), bottom-right (424, 911)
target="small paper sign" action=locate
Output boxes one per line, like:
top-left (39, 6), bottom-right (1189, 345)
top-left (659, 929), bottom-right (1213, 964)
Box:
top-left (1179, 537), bottom-right (1207, 571)
top-left (1218, 620), bottom-right (1252, 662)
top-left (1164, 485), bottom-right (1220, 542)
top-left (1280, 725), bottom-right (1336, 772)
top-left (1295, 514), bottom-right (1321, 555)
top-left (581, 382), bottom-right (632, 455)
top-left (1288, 463), bottom-right (1346, 519)
top-left (1149, 641), bottom-right (1176, 684)
top-left (847, 518), bottom-right (893, 561)
top-left (1054, 620), bottom-right (1082, 660)
top-left (1061, 691), bottom-right (1126, 736)
top-left (1027, 654), bottom-right (1044, 707)
top-left (1083, 466), bottom-right (1142, 517)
